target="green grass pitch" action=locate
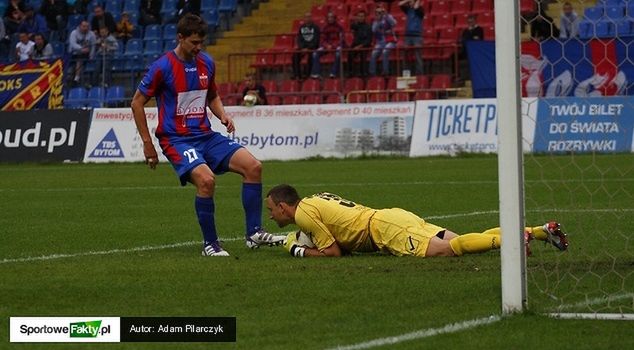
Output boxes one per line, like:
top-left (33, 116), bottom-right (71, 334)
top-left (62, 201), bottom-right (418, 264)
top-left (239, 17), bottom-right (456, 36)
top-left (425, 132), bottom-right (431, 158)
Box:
top-left (1, 155), bottom-right (633, 349)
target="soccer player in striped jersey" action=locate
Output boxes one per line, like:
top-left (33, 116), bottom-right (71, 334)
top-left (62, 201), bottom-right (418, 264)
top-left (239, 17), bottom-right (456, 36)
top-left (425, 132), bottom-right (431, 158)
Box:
top-left (265, 184), bottom-right (569, 258)
top-left (131, 14), bottom-right (284, 256)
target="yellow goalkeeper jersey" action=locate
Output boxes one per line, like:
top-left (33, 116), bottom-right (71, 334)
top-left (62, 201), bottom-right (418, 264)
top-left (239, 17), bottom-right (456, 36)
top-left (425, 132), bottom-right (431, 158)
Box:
top-left (294, 192), bottom-right (377, 253)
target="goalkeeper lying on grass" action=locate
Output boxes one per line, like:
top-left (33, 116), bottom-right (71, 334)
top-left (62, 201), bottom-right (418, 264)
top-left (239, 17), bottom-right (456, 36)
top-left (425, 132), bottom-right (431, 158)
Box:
top-left (265, 184), bottom-right (569, 258)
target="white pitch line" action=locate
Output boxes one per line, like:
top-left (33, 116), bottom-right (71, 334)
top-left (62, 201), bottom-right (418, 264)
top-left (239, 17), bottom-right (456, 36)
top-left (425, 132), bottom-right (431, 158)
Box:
top-left (325, 315), bottom-right (502, 350)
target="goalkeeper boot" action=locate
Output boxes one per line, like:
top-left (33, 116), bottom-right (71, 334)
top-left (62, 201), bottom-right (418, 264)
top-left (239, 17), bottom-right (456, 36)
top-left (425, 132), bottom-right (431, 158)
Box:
top-left (543, 221), bottom-right (569, 251)
top-left (245, 227), bottom-right (286, 249)
top-left (202, 240), bottom-right (230, 257)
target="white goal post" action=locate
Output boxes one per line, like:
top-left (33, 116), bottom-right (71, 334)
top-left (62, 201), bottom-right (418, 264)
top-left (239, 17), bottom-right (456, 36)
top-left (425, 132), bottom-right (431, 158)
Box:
top-left (495, 0), bottom-right (527, 314)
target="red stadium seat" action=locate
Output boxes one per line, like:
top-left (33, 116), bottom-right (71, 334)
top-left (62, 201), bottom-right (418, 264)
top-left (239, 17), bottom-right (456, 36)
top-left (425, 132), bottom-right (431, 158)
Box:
top-left (434, 13), bottom-right (453, 30)
top-left (520, 0), bottom-right (536, 16)
top-left (273, 34), bottom-right (294, 49)
top-left (472, 0), bottom-right (493, 14)
top-left (430, 74), bottom-right (452, 90)
top-left (386, 76), bottom-right (398, 90)
top-left (301, 78), bottom-right (321, 92)
top-left (304, 95), bottom-right (323, 104)
top-left (368, 92), bottom-right (389, 102)
top-left (454, 13), bottom-right (470, 31)
top-left (279, 79), bottom-right (300, 92)
top-left (311, 4), bottom-right (329, 19)
top-left (344, 77), bottom-right (365, 94)
top-left (252, 48), bottom-right (275, 69)
top-left (261, 80), bottom-right (278, 93)
top-left (414, 75), bottom-right (429, 89)
top-left (323, 77), bottom-right (342, 93)
top-left (391, 91), bottom-right (410, 102)
top-left (282, 95), bottom-right (302, 105)
top-left (217, 82), bottom-right (235, 96)
top-left (366, 76), bottom-right (385, 90)
top-left (478, 12), bottom-right (494, 27)
top-left (429, 0), bottom-right (450, 16)
top-left (413, 91), bottom-right (435, 100)
top-left (268, 95), bottom-right (282, 105)
top-left (324, 93), bottom-right (342, 104)
top-left (347, 92), bottom-right (367, 103)
top-left (451, 0), bottom-right (472, 15)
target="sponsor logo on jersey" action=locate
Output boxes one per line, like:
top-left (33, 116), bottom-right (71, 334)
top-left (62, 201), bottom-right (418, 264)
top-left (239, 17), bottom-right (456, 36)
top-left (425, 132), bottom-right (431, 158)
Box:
top-left (199, 73), bottom-right (208, 88)
top-left (176, 90), bottom-right (207, 117)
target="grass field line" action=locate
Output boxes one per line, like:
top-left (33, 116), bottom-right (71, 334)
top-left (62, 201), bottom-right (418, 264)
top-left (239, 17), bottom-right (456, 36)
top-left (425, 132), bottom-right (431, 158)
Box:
top-left (325, 315), bottom-right (502, 350)
top-left (1, 177), bottom-right (632, 192)
top-left (554, 292), bottom-right (634, 310)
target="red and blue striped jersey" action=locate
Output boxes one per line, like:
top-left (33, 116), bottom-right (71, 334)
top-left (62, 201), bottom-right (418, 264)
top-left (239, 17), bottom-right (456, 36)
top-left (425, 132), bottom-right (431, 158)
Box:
top-left (138, 50), bottom-right (219, 141)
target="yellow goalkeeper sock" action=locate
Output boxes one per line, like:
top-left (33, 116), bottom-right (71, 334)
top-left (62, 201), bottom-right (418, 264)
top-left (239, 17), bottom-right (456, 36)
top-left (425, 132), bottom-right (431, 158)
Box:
top-left (449, 234), bottom-right (501, 256)
top-left (529, 225), bottom-right (548, 241)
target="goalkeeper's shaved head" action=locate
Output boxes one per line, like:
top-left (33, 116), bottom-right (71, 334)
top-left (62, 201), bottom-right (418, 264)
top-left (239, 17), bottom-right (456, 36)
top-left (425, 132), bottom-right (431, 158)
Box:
top-left (267, 184), bottom-right (301, 206)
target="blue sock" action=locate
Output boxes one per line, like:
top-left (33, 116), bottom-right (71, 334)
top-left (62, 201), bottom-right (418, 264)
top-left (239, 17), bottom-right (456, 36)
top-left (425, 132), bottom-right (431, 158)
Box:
top-left (195, 196), bottom-right (218, 244)
top-left (242, 183), bottom-right (263, 236)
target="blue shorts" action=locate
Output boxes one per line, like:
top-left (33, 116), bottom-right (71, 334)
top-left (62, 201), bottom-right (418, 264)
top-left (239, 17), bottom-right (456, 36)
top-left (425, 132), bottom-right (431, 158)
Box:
top-left (160, 132), bottom-right (243, 186)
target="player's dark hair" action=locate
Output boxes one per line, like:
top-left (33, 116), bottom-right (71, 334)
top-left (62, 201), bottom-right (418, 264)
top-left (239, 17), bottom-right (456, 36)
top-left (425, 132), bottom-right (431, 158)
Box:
top-left (267, 184), bottom-right (301, 206)
top-left (177, 14), bottom-right (207, 38)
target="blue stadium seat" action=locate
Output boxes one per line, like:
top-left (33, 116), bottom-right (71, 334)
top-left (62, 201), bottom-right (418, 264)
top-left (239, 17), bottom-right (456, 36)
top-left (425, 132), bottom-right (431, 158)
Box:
top-left (160, 0), bottom-right (178, 21)
top-left (105, 85), bottom-right (126, 106)
top-left (602, 0), bottom-right (625, 7)
top-left (616, 20), bottom-right (632, 36)
top-left (105, 0), bottom-right (122, 13)
top-left (202, 8), bottom-right (220, 27)
top-left (584, 7), bottom-right (604, 22)
top-left (218, 0), bottom-right (238, 13)
top-left (606, 5), bottom-right (625, 20)
top-left (578, 20), bottom-right (595, 39)
top-left (144, 24), bottom-right (162, 40)
top-left (201, 0), bottom-right (218, 11)
top-left (163, 23), bottom-right (177, 39)
top-left (50, 41), bottom-right (65, 59)
top-left (163, 38), bottom-right (177, 51)
top-left (87, 86), bottom-right (106, 108)
top-left (124, 39), bottom-right (143, 56)
top-left (67, 14), bottom-right (85, 31)
top-left (596, 20), bottom-right (614, 37)
top-left (144, 39), bottom-right (163, 56)
top-left (123, 0), bottom-right (140, 13)
top-left (65, 87), bottom-right (87, 109)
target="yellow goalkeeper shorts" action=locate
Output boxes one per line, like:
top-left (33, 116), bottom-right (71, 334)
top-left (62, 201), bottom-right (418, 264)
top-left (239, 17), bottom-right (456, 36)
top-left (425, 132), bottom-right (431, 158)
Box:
top-left (369, 208), bottom-right (445, 257)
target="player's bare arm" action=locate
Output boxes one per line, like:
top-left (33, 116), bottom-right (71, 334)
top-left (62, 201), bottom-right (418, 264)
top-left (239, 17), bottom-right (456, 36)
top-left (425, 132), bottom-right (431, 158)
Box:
top-left (208, 95), bottom-right (235, 133)
top-left (304, 242), bottom-right (342, 257)
top-left (131, 90), bottom-right (158, 169)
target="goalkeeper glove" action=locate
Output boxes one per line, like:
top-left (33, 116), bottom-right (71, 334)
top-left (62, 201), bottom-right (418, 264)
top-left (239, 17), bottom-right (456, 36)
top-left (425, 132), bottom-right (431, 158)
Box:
top-left (284, 232), bottom-right (305, 257)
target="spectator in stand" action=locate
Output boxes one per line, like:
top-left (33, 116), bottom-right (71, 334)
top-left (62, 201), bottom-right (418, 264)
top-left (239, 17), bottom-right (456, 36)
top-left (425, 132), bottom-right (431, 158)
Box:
top-left (369, 4), bottom-right (397, 76)
top-left (92, 26), bottom-right (118, 87)
top-left (0, 17), bottom-right (9, 61)
top-left (460, 15), bottom-right (483, 81)
top-left (15, 31), bottom-right (34, 61)
top-left (31, 32), bottom-right (53, 59)
top-left (90, 5), bottom-right (116, 35)
top-left (17, 6), bottom-right (49, 39)
top-left (67, 20), bottom-right (96, 86)
top-left (140, 0), bottom-right (162, 26)
top-left (40, 0), bottom-right (69, 41)
top-left (115, 11), bottom-right (134, 45)
top-left (3, 8), bottom-right (22, 38)
top-left (530, 7), bottom-right (559, 42)
top-left (311, 11), bottom-right (344, 78)
top-left (347, 10), bottom-right (372, 77)
top-left (241, 73), bottom-right (267, 106)
top-left (291, 12), bottom-right (320, 80)
top-left (559, 2), bottom-right (580, 40)
top-left (4, 0), bottom-right (26, 22)
top-left (399, 0), bottom-right (424, 75)
top-left (177, 0), bottom-right (200, 17)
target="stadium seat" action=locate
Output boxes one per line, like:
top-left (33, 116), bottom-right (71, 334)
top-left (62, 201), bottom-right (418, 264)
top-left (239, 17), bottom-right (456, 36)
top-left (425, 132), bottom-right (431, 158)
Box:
top-left (105, 0), bottom-right (122, 14)
top-left (144, 25), bottom-right (162, 40)
top-left (323, 78), bottom-right (342, 93)
top-left (605, 5), bottom-right (625, 20)
top-left (520, 0), bottom-right (536, 16)
top-left (251, 48), bottom-right (275, 70)
top-left (434, 13), bottom-right (454, 30)
top-left (163, 38), bottom-right (177, 51)
top-left (414, 91), bottom-right (435, 100)
top-left (217, 82), bottom-right (236, 96)
top-left (324, 93), bottom-right (342, 104)
top-left (628, 3), bottom-right (634, 18)
top-left (414, 75), bottom-right (430, 89)
top-left (311, 4), bottom-right (329, 19)
top-left (578, 20), bottom-right (594, 39)
top-left (65, 87), bottom-right (87, 109)
top-left (303, 95), bottom-right (322, 104)
top-left (301, 78), bottom-right (321, 92)
top-left (366, 76), bottom-right (385, 90)
top-left (218, 0), bottom-right (238, 14)
top-left (386, 76), bottom-right (398, 90)
top-left (160, 0), bottom-right (178, 21)
top-left (222, 95), bottom-right (238, 106)
top-left (451, 0), bottom-right (472, 15)
top-left (279, 79), bottom-right (300, 92)
top-left (123, 39), bottom-right (142, 56)
top-left (261, 80), bottom-right (278, 93)
top-left (595, 20), bottom-right (614, 38)
top-left (87, 86), bottom-right (106, 108)
top-left (267, 95), bottom-right (281, 105)
top-left (347, 93), bottom-right (366, 103)
top-left (478, 11), bottom-right (494, 27)
top-left (163, 23), bottom-right (177, 39)
top-left (472, 0), bottom-right (493, 14)
top-left (430, 74), bottom-right (452, 90)
top-left (50, 41), bottom-right (64, 59)
top-left (616, 20), bottom-right (632, 36)
top-left (202, 8), bottom-right (220, 28)
top-left (344, 77), bottom-right (365, 94)
top-left (273, 34), bottom-right (294, 50)
top-left (454, 13), bottom-right (470, 31)
top-left (105, 85), bottom-right (126, 107)
top-left (584, 7), bottom-right (604, 22)
top-left (368, 92), bottom-right (389, 102)
top-left (282, 95), bottom-right (301, 105)
top-left (391, 91), bottom-right (410, 102)
top-left (144, 40), bottom-right (163, 56)
top-left (66, 14), bottom-right (85, 31)
top-left (429, 0), bottom-right (450, 16)
top-left (200, 0), bottom-right (218, 11)
top-left (123, 0), bottom-right (140, 13)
